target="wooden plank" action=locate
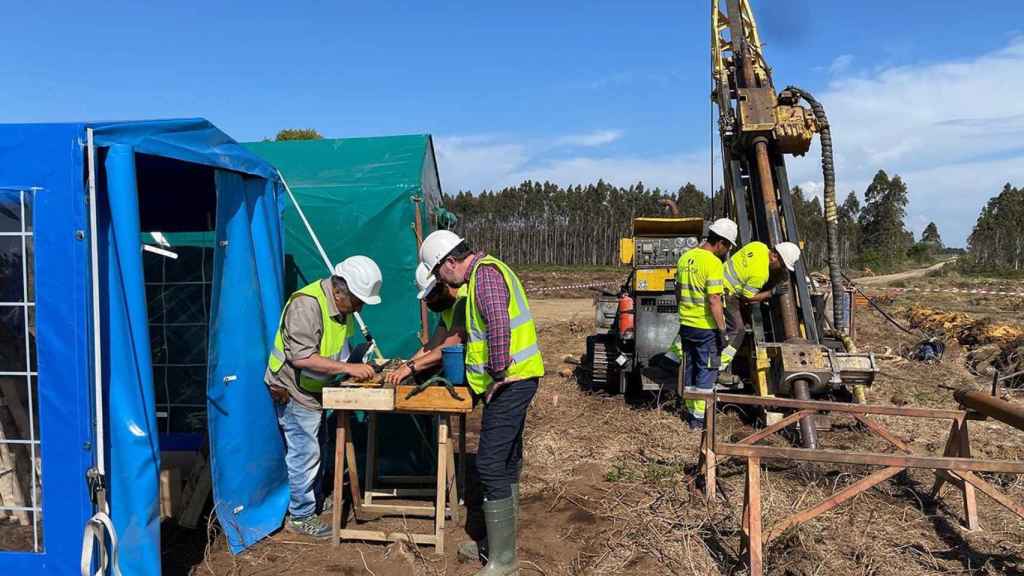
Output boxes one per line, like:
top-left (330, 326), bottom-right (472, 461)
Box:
top-left (930, 419), bottom-right (961, 497)
top-left (344, 416), bottom-right (363, 514)
top-left (766, 466), bottom-right (904, 542)
top-left (853, 414), bottom-right (912, 453)
top-left (365, 488), bottom-right (437, 498)
top-left (358, 503), bottom-right (436, 517)
top-left (747, 457), bottom-right (763, 576)
top-left (957, 419), bottom-right (979, 530)
top-left (179, 457), bottom-right (211, 529)
top-left (682, 391), bottom-right (966, 419)
top-left (738, 410), bottom-right (813, 446)
top-left (336, 528), bottom-right (438, 546)
top-left (435, 418), bottom-right (449, 555)
top-left (704, 395), bottom-right (717, 500)
top-left (323, 387), bottom-right (394, 411)
top-left (159, 468), bottom-right (182, 520)
top-left (716, 443), bottom-right (1024, 474)
top-left (959, 470), bottom-right (1024, 520)
top-left (446, 415), bottom-right (459, 523)
top-left (0, 379), bottom-right (30, 440)
top-left (332, 412), bottom-right (347, 546)
top-left (365, 414), bottom-right (378, 507)
top-left (395, 386), bottom-right (472, 413)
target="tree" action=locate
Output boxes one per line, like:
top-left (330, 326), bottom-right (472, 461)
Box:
top-left (966, 183), bottom-right (1024, 272)
top-left (674, 183), bottom-right (709, 218)
top-left (858, 170), bottom-right (912, 270)
top-left (275, 128), bottom-right (323, 141)
top-left (921, 222), bottom-right (942, 248)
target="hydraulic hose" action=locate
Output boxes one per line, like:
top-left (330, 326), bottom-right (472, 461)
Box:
top-left (784, 86), bottom-right (847, 336)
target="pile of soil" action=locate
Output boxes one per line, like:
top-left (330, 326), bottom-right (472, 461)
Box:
top-left (907, 306), bottom-right (1024, 385)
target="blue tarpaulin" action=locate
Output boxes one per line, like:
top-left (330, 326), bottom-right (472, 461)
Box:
top-left (0, 119), bottom-right (290, 575)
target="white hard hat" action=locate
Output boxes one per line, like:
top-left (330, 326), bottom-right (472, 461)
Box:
top-left (333, 255), bottom-right (383, 305)
top-left (415, 262), bottom-right (437, 300)
top-left (708, 218), bottom-right (738, 245)
top-left (419, 230), bottom-right (464, 273)
top-left (775, 242), bottom-right (801, 271)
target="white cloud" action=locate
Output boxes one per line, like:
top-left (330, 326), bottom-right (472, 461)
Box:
top-left (787, 36), bottom-right (1024, 246)
top-left (829, 54), bottom-right (855, 75)
top-left (555, 129), bottom-right (624, 148)
top-left (438, 38), bottom-right (1024, 247)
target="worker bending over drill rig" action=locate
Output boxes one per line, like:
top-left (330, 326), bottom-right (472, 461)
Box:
top-left (719, 241), bottom-right (801, 372)
top-left (420, 230), bottom-right (544, 576)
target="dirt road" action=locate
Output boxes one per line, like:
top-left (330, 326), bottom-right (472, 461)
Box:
top-left (855, 258), bottom-right (955, 285)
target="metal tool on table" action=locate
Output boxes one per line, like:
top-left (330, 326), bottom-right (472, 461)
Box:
top-left (404, 375), bottom-right (465, 402)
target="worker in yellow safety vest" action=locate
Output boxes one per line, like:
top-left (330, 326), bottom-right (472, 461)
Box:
top-left (384, 263), bottom-right (469, 384)
top-left (264, 256), bottom-right (382, 539)
top-left (719, 242), bottom-right (801, 370)
top-left (419, 230), bottom-right (543, 576)
top-left (677, 218), bottom-right (737, 429)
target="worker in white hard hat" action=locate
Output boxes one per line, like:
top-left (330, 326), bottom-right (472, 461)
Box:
top-left (719, 241), bottom-right (802, 372)
top-left (264, 255), bottom-right (382, 539)
top-left (676, 218), bottom-right (736, 429)
top-left (419, 229), bottom-right (543, 575)
top-left (384, 263), bottom-right (468, 385)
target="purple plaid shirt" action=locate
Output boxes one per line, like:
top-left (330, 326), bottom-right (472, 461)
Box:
top-left (467, 253), bottom-right (511, 376)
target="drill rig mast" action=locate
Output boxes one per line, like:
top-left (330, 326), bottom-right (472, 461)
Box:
top-left (711, 0), bottom-right (873, 448)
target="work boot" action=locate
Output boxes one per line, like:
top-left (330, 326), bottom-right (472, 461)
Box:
top-left (284, 514), bottom-right (332, 539)
top-left (458, 484), bottom-right (517, 564)
top-left (471, 496), bottom-right (519, 575)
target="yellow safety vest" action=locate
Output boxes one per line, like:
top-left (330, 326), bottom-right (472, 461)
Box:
top-left (676, 247), bottom-right (724, 330)
top-left (724, 241), bottom-right (771, 299)
top-left (267, 280), bottom-right (354, 393)
top-left (464, 256), bottom-right (545, 395)
top-left (440, 285), bottom-right (469, 331)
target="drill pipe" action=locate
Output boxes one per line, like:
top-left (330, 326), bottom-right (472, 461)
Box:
top-left (954, 388), bottom-right (1024, 432)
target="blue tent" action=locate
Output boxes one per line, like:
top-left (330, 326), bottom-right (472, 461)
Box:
top-left (0, 119), bottom-right (289, 575)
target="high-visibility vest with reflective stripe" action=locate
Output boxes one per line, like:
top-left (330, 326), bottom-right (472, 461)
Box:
top-left (267, 280), bottom-right (353, 393)
top-left (464, 256), bottom-right (545, 395)
top-left (723, 241), bottom-right (771, 299)
top-left (440, 285), bottom-right (469, 331)
top-left (676, 247), bottom-right (724, 329)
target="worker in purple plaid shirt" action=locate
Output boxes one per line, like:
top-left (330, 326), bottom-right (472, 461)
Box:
top-left (419, 230), bottom-right (544, 576)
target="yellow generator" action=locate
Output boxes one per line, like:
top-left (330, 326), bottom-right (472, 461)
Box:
top-left (586, 217), bottom-right (703, 394)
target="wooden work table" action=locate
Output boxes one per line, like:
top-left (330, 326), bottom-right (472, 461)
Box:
top-left (322, 384), bottom-right (473, 553)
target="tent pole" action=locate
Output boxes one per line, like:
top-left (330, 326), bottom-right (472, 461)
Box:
top-left (277, 170), bottom-right (385, 361)
top-left (86, 129), bottom-right (106, 483)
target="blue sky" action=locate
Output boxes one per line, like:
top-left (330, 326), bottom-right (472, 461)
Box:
top-left (5, 1), bottom-right (1024, 246)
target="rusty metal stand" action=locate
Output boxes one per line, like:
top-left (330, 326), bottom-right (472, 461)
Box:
top-left (685, 391), bottom-right (1024, 576)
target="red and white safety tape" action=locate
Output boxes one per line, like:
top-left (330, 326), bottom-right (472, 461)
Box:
top-left (865, 286), bottom-right (1024, 297)
top-left (530, 281), bottom-right (617, 293)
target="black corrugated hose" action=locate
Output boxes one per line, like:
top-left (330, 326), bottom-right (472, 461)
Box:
top-left (784, 86), bottom-right (847, 335)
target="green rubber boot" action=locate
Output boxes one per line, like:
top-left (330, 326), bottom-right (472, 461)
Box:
top-left (471, 496), bottom-right (519, 575)
top-left (458, 483), bottom-right (518, 564)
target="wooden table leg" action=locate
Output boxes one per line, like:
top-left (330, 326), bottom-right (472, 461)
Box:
top-left (445, 416), bottom-right (460, 523)
top-left (344, 412), bottom-right (362, 514)
top-left (747, 456), bottom-right (763, 576)
top-left (458, 413), bottom-right (467, 506)
top-left (930, 419), bottom-right (960, 497)
top-left (704, 395), bottom-right (717, 500)
top-left (332, 410), bottom-right (347, 546)
top-left (365, 413), bottom-right (378, 506)
top-left (435, 417), bottom-right (449, 554)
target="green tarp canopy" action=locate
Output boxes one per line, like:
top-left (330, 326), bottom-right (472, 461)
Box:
top-left (244, 135), bottom-right (445, 360)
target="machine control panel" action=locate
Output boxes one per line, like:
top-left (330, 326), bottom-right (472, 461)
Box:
top-left (634, 236), bottom-right (699, 267)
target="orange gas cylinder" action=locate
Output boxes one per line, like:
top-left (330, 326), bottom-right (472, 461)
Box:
top-left (617, 293), bottom-right (635, 337)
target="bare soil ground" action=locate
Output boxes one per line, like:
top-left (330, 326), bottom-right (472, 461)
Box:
top-left (186, 270), bottom-right (1024, 576)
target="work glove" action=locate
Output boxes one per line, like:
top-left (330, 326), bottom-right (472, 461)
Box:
top-left (267, 385), bottom-right (290, 405)
top-left (485, 378), bottom-right (510, 404)
top-left (771, 282), bottom-right (790, 297)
